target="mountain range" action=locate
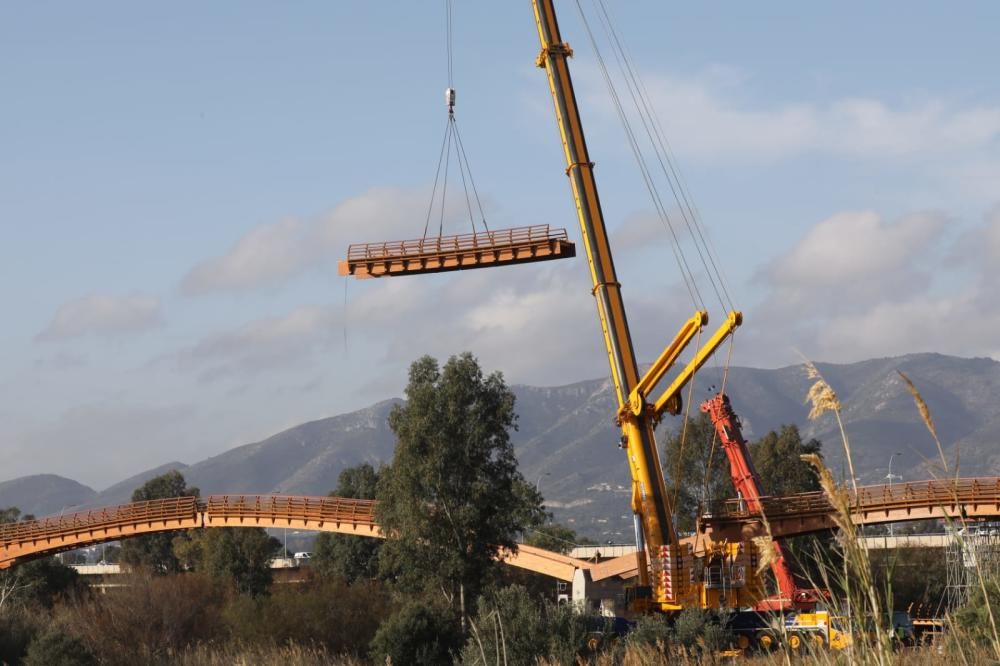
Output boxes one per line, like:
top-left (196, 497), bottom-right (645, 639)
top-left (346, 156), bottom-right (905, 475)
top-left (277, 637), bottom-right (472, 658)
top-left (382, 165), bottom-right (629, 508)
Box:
top-left (2, 353), bottom-right (997, 542)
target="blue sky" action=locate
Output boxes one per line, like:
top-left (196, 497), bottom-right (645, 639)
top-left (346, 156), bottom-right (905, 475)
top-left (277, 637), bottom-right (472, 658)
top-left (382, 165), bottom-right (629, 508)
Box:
top-left (2, 2), bottom-right (998, 488)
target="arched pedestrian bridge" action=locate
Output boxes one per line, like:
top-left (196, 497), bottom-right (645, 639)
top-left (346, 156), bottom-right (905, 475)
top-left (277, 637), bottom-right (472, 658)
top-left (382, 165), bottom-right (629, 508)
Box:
top-left (0, 494), bottom-right (584, 581)
top-left (4, 477), bottom-right (1000, 584)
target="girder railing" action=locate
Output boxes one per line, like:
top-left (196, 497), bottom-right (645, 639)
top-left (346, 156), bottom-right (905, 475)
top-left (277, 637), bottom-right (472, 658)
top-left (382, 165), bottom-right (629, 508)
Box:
top-left (0, 496), bottom-right (200, 546)
top-left (204, 495), bottom-right (377, 525)
top-left (6, 479), bottom-right (1000, 575)
top-left (711, 477), bottom-right (1000, 523)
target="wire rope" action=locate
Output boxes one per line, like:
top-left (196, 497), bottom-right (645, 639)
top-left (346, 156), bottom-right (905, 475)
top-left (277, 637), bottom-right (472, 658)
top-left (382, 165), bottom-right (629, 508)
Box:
top-left (453, 120), bottom-right (490, 233)
top-left (573, 0), bottom-right (704, 311)
top-left (438, 122), bottom-right (453, 238)
top-left (422, 116), bottom-right (453, 241)
top-left (423, 0), bottom-right (488, 240)
top-left (592, 0), bottom-right (730, 313)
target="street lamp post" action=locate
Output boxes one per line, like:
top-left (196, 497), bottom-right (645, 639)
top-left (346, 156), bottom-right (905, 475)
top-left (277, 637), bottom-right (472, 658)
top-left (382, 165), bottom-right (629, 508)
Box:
top-left (887, 451), bottom-right (903, 536)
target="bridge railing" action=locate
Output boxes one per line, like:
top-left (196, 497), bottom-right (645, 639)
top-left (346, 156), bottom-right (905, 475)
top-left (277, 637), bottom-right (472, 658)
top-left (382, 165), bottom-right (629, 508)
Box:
top-left (204, 495), bottom-right (377, 525)
top-left (710, 477), bottom-right (1000, 521)
top-left (0, 496), bottom-right (201, 546)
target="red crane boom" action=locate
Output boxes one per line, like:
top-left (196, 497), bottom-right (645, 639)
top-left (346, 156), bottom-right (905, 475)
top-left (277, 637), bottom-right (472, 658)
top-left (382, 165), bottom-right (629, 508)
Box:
top-left (701, 393), bottom-right (825, 611)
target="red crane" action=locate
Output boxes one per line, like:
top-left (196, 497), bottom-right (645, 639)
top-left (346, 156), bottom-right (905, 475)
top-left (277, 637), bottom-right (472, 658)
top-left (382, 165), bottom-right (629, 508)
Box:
top-left (700, 393), bottom-right (826, 611)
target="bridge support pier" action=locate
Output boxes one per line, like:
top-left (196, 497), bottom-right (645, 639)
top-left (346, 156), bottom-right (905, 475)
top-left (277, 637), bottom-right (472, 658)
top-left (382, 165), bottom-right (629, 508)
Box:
top-left (573, 567), bottom-right (626, 616)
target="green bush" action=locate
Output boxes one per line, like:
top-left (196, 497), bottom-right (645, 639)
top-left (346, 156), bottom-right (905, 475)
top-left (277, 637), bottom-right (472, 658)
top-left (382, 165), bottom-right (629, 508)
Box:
top-left (461, 584), bottom-right (594, 665)
top-left (953, 579), bottom-right (1000, 645)
top-left (672, 609), bottom-right (732, 653)
top-left (24, 627), bottom-right (96, 666)
top-left (625, 613), bottom-right (672, 651)
top-left (224, 576), bottom-right (389, 655)
top-left (370, 598), bottom-right (463, 666)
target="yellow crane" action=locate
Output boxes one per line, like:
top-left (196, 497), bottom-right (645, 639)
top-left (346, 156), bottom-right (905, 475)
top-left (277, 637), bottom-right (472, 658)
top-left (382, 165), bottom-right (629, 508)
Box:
top-left (340, 0), bottom-right (767, 615)
top-left (531, 0), bottom-right (759, 613)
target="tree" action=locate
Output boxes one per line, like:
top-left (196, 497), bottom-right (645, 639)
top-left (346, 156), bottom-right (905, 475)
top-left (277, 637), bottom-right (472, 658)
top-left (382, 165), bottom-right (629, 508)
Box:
top-left (660, 413), bottom-right (733, 532)
top-left (376, 353), bottom-right (546, 624)
top-left (749, 425), bottom-right (822, 495)
top-left (369, 599), bottom-right (463, 666)
top-left (0, 507), bottom-right (35, 524)
top-left (313, 463), bottom-right (383, 582)
top-left (1, 507), bottom-right (22, 524)
top-left (526, 523), bottom-right (578, 555)
top-left (120, 470), bottom-right (199, 573)
top-left (175, 528), bottom-right (279, 597)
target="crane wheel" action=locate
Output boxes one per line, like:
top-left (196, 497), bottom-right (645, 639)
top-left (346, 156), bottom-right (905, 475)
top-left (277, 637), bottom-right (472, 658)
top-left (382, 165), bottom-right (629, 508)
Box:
top-left (809, 633), bottom-right (826, 651)
top-left (755, 631), bottom-right (778, 652)
top-left (736, 634), bottom-right (751, 651)
top-left (786, 632), bottom-right (805, 653)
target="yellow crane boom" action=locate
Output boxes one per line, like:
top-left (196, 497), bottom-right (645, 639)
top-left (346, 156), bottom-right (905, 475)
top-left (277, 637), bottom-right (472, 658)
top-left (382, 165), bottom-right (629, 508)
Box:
top-left (531, 0), bottom-right (747, 612)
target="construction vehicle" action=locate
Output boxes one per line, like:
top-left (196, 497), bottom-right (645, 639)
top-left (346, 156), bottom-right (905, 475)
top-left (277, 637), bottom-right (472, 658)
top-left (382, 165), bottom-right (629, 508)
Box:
top-left (530, 0), bottom-right (765, 613)
top-left (340, 0), bottom-right (779, 618)
top-left (700, 393), bottom-right (828, 612)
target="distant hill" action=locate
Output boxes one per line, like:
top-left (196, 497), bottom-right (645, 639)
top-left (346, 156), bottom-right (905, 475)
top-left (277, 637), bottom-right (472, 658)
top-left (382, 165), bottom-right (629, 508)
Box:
top-left (0, 475), bottom-right (96, 517)
top-left (3, 353), bottom-right (997, 543)
top-left (87, 462), bottom-right (190, 508)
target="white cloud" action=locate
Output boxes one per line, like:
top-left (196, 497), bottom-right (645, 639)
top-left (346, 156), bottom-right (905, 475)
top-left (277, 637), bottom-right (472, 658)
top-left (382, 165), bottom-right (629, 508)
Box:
top-left (757, 210), bottom-right (946, 313)
top-left (180, 187), bottom-right (443, 295)
top-left (630, 70), bottom-right (1000, 163)
top-left (745, 205), bottom-right (1000, 366)
top-left (36, 294), bottom-right (163, 342)
top-left (171, 305), bottom-right (341, 382)
top-left (180, 218), bottom-right (318, 295)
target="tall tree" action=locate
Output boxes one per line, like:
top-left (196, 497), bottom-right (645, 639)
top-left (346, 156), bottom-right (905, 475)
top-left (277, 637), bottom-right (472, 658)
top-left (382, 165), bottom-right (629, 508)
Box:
top-left (313, 463), bottom-right (383, 582)
top-left (0, 507), bottom-right (33, 523)
top-left (749, 425), bottom-right (822, 495)
top-left (376, 353), bottom-right (545, 624)
top-left (175, 528), bottom-right (279, 597)
top-left (120, 470), bottom-right (199, 573)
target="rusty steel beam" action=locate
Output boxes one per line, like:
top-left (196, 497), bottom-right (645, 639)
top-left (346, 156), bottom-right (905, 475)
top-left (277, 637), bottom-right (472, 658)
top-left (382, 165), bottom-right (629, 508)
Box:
top-left (338, 224), bottom-right (575, 278)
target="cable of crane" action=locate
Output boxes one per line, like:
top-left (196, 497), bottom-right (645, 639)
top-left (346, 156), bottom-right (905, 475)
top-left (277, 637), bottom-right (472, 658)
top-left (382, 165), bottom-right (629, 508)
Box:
top-left (575, 0), bottom-right (737, 316)
top-left (573, 0), bottom-right (704, 312)
top-left (339, 1), bottom-right (575, 279)
top-left (591, 1), bottom-right (731, 314)
top-left (594, 0), bottom-right (736, 314)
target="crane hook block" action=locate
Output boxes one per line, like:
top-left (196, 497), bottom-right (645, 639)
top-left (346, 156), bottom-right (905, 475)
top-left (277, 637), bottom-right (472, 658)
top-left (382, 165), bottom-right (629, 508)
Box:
top-left (446, 87), bottom-right (456, 113)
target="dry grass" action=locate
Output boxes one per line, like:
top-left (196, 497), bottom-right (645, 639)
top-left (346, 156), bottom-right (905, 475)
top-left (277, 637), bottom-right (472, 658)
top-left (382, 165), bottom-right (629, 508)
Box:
top-left (800, 360), bottom-right (893, 665)
top-left (896, 370), bottom-right (949, 475)
top-left (165, 642), bottom-right (364, 666)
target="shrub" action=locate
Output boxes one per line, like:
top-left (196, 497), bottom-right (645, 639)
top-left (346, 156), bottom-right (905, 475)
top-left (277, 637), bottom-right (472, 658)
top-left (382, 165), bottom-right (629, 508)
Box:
top-left (461, 584), bottom-right (594, 665)
top-left (370, 598), bottom-right (463, 666)
top-left (57, 572), bottom-right (228, 664)
top-left (0, 608), bottom-right (44, 665)
top-left (24, 627), bottom-right (96, 666)
top-left (224, 576), bottom-right (389, 655)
